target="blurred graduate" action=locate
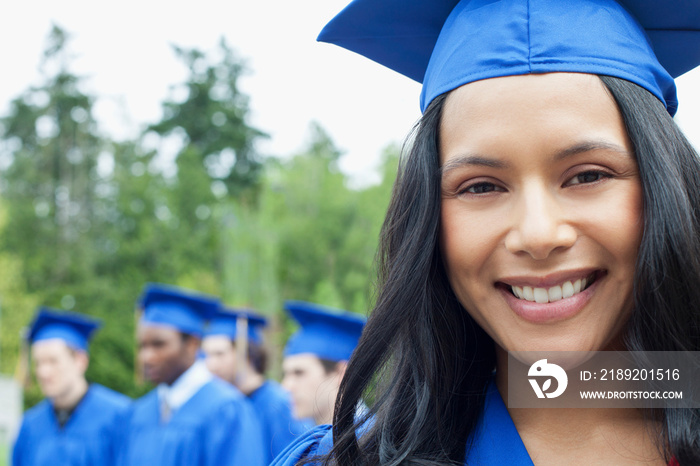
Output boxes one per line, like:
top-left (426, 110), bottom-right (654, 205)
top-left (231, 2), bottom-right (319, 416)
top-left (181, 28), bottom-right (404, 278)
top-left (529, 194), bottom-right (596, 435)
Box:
top-left (202, 308), bottom-right (313, 463)
top-left (118, 284), bottom-right (265, 466)
top-left (12, 308), bottom-right (130, 466)
top-left (280, 301), bottom-right (366, 426)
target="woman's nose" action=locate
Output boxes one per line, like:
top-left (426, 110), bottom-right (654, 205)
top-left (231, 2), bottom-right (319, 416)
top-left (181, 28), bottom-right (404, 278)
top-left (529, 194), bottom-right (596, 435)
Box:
top-left (504, 184), bottom-right (577, 260)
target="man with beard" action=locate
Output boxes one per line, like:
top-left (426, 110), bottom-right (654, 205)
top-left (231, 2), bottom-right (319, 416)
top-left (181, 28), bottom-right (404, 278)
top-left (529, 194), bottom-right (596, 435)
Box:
top-left (119, 283), bottom-right (264, 466)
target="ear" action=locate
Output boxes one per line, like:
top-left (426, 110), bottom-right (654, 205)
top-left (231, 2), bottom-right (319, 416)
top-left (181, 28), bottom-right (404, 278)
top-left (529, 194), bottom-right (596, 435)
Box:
top-left (334, 361), bottom-right (348, 381)
top-left (74, 351), bottom-right (90, 375)
top-left (186, 336), bottom-right (202, 358)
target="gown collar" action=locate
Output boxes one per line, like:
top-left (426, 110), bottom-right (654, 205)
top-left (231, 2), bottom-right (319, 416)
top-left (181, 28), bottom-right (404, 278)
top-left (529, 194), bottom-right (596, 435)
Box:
top-left (158, 359), bottom-right (213, 412)
top-left (465, 380), bottom-right (533, 465)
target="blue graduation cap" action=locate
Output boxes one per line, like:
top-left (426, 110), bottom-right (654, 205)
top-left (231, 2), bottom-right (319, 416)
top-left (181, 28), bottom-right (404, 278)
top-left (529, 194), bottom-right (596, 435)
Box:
top-left (138, 283), bottom-right (219, 338)
top-left (318, 0), bottom-right (700, 115)
top-left (283, 301), bottom-right (366, 362)
top-left (205, 308), bottom-right (268, 345)
top-left (28, 308), bottom-right (101, 352)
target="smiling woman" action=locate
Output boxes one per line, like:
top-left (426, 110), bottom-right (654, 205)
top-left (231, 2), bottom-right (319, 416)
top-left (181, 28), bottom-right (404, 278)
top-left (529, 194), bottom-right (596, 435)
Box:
top-left (270, 0), bottom-right (700, 465)
top-left (439, 73), bottom-right (642, 355)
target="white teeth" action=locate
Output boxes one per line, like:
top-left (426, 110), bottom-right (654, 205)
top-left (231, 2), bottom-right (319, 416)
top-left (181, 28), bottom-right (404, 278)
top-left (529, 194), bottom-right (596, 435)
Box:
top-left (573, 279), bottom-right (582, 293)
top-left (534, 288), bottom-right (548, 303)
top-left (548, 286), bottom-right (563, 302)
top-left (513, 286), bottom-right (523, 299)
top-left (562, 281), bottom-right (574, 299)
top-left (510, 275), bottom-right (594, 303)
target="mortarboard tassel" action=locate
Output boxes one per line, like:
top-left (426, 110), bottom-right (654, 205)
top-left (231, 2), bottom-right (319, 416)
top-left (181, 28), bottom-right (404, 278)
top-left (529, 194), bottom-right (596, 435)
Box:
top-left (235, 313), bottom-right (249, 387)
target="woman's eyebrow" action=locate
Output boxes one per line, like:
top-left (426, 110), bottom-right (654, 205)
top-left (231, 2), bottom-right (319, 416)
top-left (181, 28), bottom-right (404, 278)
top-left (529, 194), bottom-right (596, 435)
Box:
top-left (553, 141), bottom-right (631, 161)
top-left (440, 154), bottom-right (509, 176)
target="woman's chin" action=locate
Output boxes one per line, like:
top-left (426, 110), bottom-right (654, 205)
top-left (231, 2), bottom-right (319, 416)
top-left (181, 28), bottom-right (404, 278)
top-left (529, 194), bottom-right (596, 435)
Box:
top-left (498, 336), bottom-right (605, 357)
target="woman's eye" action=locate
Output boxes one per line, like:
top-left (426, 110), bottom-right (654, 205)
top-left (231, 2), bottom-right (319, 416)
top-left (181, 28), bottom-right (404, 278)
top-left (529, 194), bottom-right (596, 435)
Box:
top-left (463, 182), bottom-right (501, 194)
top-left (567, 170), bottom-right (610, 186)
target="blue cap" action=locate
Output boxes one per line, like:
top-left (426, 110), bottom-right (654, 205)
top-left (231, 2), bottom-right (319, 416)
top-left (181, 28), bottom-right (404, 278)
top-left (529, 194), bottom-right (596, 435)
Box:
top-left (283, 301), bottom-right (366, 362)
top-left (318, 0), bottom-right (700, 115)
top-left (138, 283), bottom-right (219, 338)
top-left (205, 308), bottom-right (268, 345)
top-left (28, 308), bottom-right (101, 352)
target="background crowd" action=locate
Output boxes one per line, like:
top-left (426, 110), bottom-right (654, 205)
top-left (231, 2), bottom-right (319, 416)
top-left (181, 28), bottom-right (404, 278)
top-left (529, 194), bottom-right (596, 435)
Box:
top-left (11, 285), bottom-right (366, 465)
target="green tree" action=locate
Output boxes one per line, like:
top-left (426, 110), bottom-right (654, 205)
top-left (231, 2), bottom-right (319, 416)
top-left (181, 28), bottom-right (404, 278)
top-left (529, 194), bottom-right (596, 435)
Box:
top-left (0, 25), bottom-right (104, 292)
top-left (145, 40), bottom-right (270, 306)
top-left (260, 123), bottom-right (398, 314)
top-left (0, 200), bottom-right (40, 378)
top-left (148, 39), bottom-right (267, 200)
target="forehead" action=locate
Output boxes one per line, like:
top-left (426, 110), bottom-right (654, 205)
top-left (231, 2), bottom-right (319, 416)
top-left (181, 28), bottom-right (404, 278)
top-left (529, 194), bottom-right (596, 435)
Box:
top-left (202, 335), bottom-right (233, 352)
top-left (31, 339), bottom-right (74, 358)
top-left (137, 323), bottom-right (181, 342)
top-left (443, 72), bottom-right (613, 118)
top-left (282, 353), bottom-right (324, 372)
top-left (440, 73), bottom-right (627, 166)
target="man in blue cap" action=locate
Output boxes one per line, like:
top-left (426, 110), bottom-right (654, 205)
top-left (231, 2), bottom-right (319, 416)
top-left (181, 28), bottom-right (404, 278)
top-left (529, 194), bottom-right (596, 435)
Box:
top-left (118, 283), bottom-right (265, 466)
top-left (12, 308), bottom-right (130, 466)
top-left (281, 301), bottom-right (366, 426)
top-left (202, 308), bottom-right (313, 463)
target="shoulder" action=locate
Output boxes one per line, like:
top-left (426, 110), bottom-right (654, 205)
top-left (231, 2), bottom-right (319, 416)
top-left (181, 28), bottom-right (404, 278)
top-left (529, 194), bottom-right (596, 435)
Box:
top-left (88, 383), bottom-right (131, 408)
top-left (15, 400), bottom-right (53, 445)
top-left (16, 401), bottom-right (50, 442)
top-left (271, 425), bottom-right (333, 466)
top-left (134, 387), bottom-right (158, 405)
top-left (125, 389), bottom-right (160, 427)
top-left (130, 388), bottom-right (158, 413)
top-left (199, 378), bottom-right (247, 403)
top-left (250, 380), bottom-right (287, 407)
top-left (21, 399), bottom-right (52, 424)
top-left (189, 379), bottom-right (254, 418)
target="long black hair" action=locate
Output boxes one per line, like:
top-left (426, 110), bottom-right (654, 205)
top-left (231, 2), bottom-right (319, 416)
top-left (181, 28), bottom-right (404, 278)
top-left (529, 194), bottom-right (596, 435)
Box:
top-left (319, 75), bottom-right (700, 465)
top-left (603, 75), bottom-right (700, 465)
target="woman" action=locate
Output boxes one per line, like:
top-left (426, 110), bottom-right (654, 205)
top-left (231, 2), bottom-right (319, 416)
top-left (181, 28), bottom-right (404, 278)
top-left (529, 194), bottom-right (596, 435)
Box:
top-left (273, 0), bottom-right (700, 464)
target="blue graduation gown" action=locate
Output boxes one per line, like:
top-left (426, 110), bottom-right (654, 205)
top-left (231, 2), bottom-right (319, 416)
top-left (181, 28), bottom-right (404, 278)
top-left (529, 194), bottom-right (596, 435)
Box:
top-left (248, 380), bottom-right (313, 464)
top-left (119, 378), bottom-right (265, 466)
top-left (12, 383), bottom-right (131, 466)
top-left (270, 381), bottom-right (534, 465)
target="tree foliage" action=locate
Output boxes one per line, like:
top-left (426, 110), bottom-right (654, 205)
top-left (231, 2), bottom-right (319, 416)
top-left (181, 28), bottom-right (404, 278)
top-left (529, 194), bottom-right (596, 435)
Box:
top-left (148, 38), bottom-right (266, 200)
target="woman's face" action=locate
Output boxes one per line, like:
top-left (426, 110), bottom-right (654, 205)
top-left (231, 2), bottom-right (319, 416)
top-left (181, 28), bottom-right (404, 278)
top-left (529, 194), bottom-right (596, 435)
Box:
top-left (439, 73), bottom-right (642, 354)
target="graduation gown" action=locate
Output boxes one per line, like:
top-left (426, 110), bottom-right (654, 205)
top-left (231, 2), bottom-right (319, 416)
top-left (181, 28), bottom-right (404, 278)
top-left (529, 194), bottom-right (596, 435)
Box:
top-left (271, 382), bottom-right (685, 465)
top-left (248, 380), bottom-right (313, 464)
top-left (119, 378), bottom-right (265, 466)
top-left (269, 381), bottom-right (534, 465)
top-left (12, 383), bottom-right (131, 466)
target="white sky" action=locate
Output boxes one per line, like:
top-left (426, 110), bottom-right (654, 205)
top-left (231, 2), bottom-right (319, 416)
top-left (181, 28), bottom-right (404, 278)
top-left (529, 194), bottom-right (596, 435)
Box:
top-left (1, 0), bottom-right (698, 186)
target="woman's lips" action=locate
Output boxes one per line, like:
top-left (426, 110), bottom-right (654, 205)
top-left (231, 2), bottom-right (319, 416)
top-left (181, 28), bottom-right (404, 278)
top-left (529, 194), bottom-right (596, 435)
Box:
top-left (498, 272), bottom-right (603, 323)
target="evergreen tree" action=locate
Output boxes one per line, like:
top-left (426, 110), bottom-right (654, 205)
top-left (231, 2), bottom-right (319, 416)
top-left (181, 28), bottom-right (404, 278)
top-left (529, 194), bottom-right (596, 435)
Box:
top-left (148, 38), bottom-right (267, 200)
top-left (0, 25), bottom-right (104, 291)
